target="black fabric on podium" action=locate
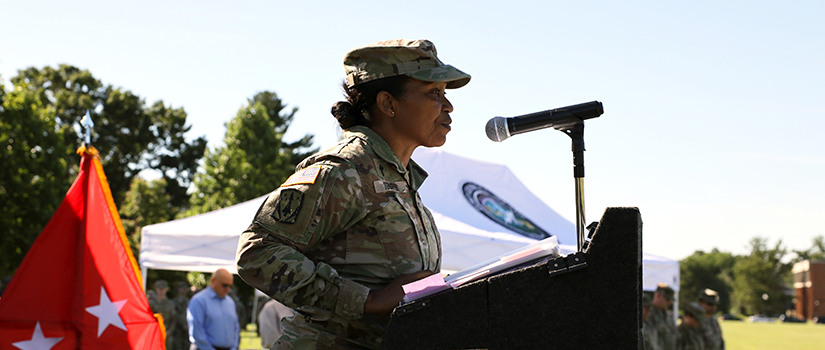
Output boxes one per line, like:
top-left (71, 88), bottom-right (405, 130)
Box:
top-left (381, 207), bottom-right (643, 350)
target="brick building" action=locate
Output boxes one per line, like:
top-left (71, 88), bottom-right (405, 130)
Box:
top-left (793, 260), bottom-right (825, 320)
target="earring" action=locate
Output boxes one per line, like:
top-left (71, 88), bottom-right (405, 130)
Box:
top-left (390, 110), bottom-right (395, 117)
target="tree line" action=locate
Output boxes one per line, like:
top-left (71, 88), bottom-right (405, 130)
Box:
top-left (0, 65), bottom-right (316, 283)
top-left (679, 236), bottom-right (825, 317)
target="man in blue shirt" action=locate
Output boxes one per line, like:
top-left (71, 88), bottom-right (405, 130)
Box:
top-left (187, 268), bottom-right (240, 350)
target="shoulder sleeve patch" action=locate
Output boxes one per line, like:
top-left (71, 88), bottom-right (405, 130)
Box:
top-left (253, 163), bottom-right (336, 248)
top-left (281, 165), bottom-right (322, 187)
top-left (270, 188), bottom-right (304, 224)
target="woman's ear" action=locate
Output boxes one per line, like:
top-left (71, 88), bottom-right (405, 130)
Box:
top-left (375, 91), bottom-right (395, 118)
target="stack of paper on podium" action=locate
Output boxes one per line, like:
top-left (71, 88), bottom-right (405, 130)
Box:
top-left (402, 237), bottom-right (561, 302)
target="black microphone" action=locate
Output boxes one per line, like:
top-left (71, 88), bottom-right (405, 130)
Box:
top-left (485, 101), bottom-right (604, 142)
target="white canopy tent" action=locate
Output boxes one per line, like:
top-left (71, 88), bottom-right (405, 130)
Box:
top-left (140, 148), bottom-right (678, 293)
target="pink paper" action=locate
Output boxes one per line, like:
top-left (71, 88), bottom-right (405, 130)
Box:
top-left (402, 273), bottom-right (450, 301)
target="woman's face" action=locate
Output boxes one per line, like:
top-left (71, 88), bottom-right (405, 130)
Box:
top-left (391, 79), bottom-right (454, 149)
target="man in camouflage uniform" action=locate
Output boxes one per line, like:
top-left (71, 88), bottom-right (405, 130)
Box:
top-left (236, 39), bottom-right (470, 350)
top-left (148, 280), bottom-right (175, 349)
top-left (642, 293), bottom-right (661, 350)
top-left (677, 302), bottom-right (706, 350)
top-left (170, 281), bottom-right (191, 350)
top-left (649, 283), bottom-right (678, 349)
top-left (698, 288), bottom-right (724, 349)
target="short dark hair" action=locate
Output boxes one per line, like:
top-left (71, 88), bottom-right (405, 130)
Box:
top-left (331, 75), bottom-right (410, 129)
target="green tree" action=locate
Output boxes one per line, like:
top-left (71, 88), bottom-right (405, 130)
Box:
top-left (120, 177), bottom-right (175, 259)
top-left (142, 102), bottom-right (207, 210)
top-left (731, 237), bottom-right (792, 315)
top-left (248, 91), bottom-right (316, 166)
top-left (792, 235), bottom-right (825, 263)
top-left (186, 91), bottom-right (316, 215)
top-left (679, 249), bottom-right (737, 314)
top-left (10, 65), bottom-right (206, 207)
top-left (0, 83), bottom-right (73, 276)
top-left (11, 65), bottom-right (104, 182)
top-left (1, 65), bottom-right (205, 277)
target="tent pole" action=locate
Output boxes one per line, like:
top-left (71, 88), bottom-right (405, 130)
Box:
top-left (141, 266), bottom-right (148, 291)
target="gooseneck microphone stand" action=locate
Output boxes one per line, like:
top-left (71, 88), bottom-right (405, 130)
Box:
top-left (486, 100), bottom-right (603, 252)
top-left (561, 123), bottom-right (587, 251)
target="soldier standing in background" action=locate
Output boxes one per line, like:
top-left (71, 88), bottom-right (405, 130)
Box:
top-left (148, 280), bottom-right (175, 349)
top-left (677, 302), bottom-right (706, 350)
top-left (229, 286), bottom-right (246, 331)
top-left (698, 288), bottom-right (724, 349)
top-left (170, 281), bottom-right (191, 350)
top-left (642, 293), bottom-right (661, 350)
top-left (649, 283), bottom-right (677, 349)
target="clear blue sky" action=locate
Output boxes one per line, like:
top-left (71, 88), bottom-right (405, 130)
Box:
top-left (3, 1), bottom-right (823, 261)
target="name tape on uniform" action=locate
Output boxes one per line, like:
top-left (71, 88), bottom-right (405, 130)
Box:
top-left (281, 165), bottom-right (322, 187)
top-left (374, 180), bottom-right (408, 193)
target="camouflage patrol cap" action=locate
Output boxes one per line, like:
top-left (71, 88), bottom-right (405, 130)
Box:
top-left (684, 302), bottom-right (706, 321)
top-left (344, 39), bottom-right (471, 89)
top-left (699, 288), bottom-right (719, 305)
top-left (656, 283), bottom-right (675, 301)
top-left (154, 279), bottom-right (168, 289)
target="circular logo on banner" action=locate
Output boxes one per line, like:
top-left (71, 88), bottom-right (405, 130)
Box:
top-left (461, 182), bottom-right (552, 240)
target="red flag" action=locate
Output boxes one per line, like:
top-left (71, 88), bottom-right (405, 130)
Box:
top-left (0, 146), bottom-right (165, 349)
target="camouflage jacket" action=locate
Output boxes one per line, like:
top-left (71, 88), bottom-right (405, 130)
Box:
top-left (701, 315), bottom-right (724, 350)
top-left (649, 306), bottom-right (678, 350)
top-left (642, 316), bottom-right (661, 350)
top-left (676, 323), bottom-right (705, 350)
top-left (148, 296), bottom-right (175, 331)
top-left (172, 296), bottom-right (189, 332)
top-left (236, 126), bottom-right (442, 349)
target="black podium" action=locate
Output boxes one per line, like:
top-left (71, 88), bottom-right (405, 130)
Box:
top-left (381, 207), bottom-right (643, 350)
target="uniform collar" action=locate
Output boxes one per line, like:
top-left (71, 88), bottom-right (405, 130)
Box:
top-left (344, 126), bottom-right (429, 190)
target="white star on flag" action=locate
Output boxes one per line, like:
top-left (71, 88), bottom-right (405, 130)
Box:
top-left (85, 286), bottom-right (128, 337)
top-left (12, 322), bottom-right (64, 350)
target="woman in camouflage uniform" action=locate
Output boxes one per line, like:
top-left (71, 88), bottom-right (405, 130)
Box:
top-left (236, 39), bottom-right (470, 349)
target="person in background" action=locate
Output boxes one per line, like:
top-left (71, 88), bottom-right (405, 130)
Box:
top-left (677, 302), bottom-right (706, 350)
top-left (149, 280), bottom-right (175, 349)
top-left (171, 281), bottom-right (191, 350)
top-left (649, 283), bottom-right (677, 349)
top-left (642, 292), bottom-right (660, 350)
top-left (698, 288), bottom-right (724, 349)
top-left (146, 289), bottom-right (157, 305)
top-left (187, 268), bottom-right (239, 350)
top-left (258, 299), bottom-right (295, 349)
top-left (236, 38), bottom-right (470, 349)
top-left (228, 286), bottom-right (246, 331)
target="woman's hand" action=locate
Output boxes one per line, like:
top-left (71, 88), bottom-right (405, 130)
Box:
top-left (364, 270), bottom-right (435, 316)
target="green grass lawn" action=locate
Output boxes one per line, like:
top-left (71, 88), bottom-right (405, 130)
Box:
top-left (238, 320), bottom-right (825, 349)
top-left (721, 320), bottom-right (825, 350)
top-left (240, 324), bottom-right (263, 350)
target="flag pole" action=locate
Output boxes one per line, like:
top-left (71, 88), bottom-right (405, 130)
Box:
top-left (75, 110), bottom-right (94, 321)
top-left (81, 110), bottom-right (94, 146)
